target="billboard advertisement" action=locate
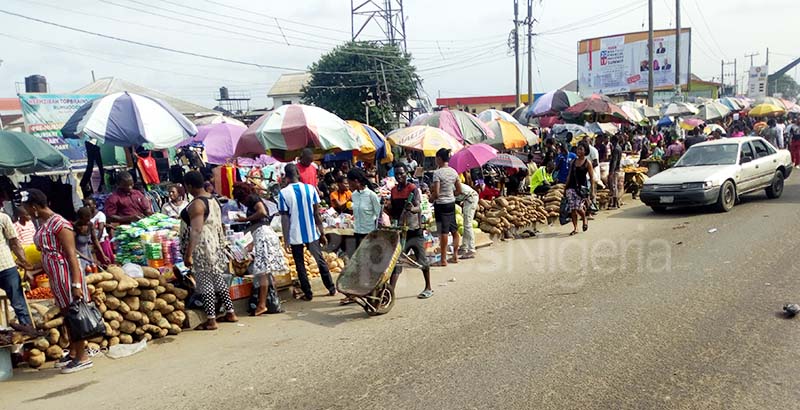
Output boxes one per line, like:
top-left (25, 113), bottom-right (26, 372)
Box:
top-left (18, 93), bottom-right (102, 165)
top-left (747, 65), bottom-right (768, 98)
top-left (577, 28), bottom-right (691, 96)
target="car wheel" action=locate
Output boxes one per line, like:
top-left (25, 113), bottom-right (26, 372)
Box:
top-left (766, 170), bottom-right (784, 199)
top-left (715, 180), bottom-right (735, 212)
top-left (650, 206), bottom-right (667, 213)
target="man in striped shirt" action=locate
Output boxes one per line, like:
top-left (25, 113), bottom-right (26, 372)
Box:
top-left (279, 164), bottom-right (335, 301)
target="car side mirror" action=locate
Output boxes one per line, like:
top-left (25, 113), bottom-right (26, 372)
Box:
top-left (741, 157), bottom-right (752, 164)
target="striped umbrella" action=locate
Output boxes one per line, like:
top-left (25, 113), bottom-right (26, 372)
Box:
top-left (525, 89), bottom-right (581, 118)
top-left (478, 109), bottom-right (517, 123)
top-left (662, 102), bottom-right (699, 117)
top-left (487, 153), bottom-right (526, 169)
top-left (62, 92), bottom-right (197, 148)
top-left (696, 101), bottom-right (731, 121)
top-left (387, 126), bottom-right (464, 157)
top-left (564, 98), bottom-right (631, 123)
top-left (347, 120), bottom-right (393, 164)
top-left (410, 109), bottom-right (494, 144)
top-left (617, 102), bottom-right (647, 124)
top-left (485, 120), bottom-right (538, 149)
top-left (717, 97), bottom-right (744, 111)
top-left (234, 104), bottom-right (361, 161)
top-left (192, 113), bottom-right (246, 127)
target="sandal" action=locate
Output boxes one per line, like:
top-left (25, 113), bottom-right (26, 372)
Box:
top-left (569, 231), bottom-right (578, 236)
top-left (430, 261), bottom-right (447, 267)
top-left (583, 223), bottom-right (588, 232)
top-left (194, 322), bottom-right (218, 331)
top-left (217, 314), bottom-right (239, 323)
top-left (418, 289), bottom-right (434, 299)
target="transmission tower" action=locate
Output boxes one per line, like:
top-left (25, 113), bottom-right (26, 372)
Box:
top-left (351, 0), bottom-right (407, 52)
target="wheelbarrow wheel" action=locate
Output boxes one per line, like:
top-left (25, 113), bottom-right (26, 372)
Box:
top-left (367, 283), bottom-right (395, 316)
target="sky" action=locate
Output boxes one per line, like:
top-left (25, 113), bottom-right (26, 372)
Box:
top-left (0, 0), bottom-right (797, 110)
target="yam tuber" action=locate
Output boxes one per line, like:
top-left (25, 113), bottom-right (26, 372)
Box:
top-left (118, 334), bottom-right (133, 344)
top-left (123, 311), bottom-right (143, 323)
top-left (46, 345), bottom-right (63, 360)
top-left (28, 350), bottom-right (45, 368)
top-left (119, 320), bottom-right (136, 334)
top-left (97, 280), bottom-right (119, 292)
top-left (108, 336), bottom-right (119, 346)
top-left (33, 337), bottom-right (49, 350)
top-left (44, 317), bottom-right (64, 329)
top-left (127, 288), bottom-right (142, 296)
top-left (106, 265), bottom-right (139, 291)
top-left (140, 289), bottom-right (157, 302)
top-left (142, 266), bottom-right (160, 279)
top-left (160, 293), bottom-right (177, 304)
top-left (123, 296), bottom-right (140, 311)
top-left (135, 277), bottom-right (152, 288)
top-left (47, 328), bottom-right (60, 345)
top-left (105, 295), bottom-right (121, 310)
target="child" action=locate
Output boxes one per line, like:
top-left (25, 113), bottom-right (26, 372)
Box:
top-left (84, 198), bottom-right (113, 264)
top-left (12, 207), bottom-right (35, 246)
top-left (75, 207), bottom-right (109, 272)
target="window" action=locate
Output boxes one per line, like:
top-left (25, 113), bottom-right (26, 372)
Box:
top-left (751, 140), bottom-right (770, 158)
top-left (740, 143), bottom-right (755, 162)
top-left (282, 100), bottom-right (292, 106)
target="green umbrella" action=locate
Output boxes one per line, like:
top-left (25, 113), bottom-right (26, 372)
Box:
top-left (0, 131), bottom-right (71, 175)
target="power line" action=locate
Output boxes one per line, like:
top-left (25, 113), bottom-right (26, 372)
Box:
top-left (691, 0), bottom-right (726, 59)
top-left (537, 1), bottom-right (644, 36)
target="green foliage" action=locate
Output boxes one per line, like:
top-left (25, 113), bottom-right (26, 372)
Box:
top-left (302, 42), bottom-right (417, 133)
top-left (768, 74), bottom-right (800, 99)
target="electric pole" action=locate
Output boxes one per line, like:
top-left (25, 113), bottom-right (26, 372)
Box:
top-left (674, 0), bottom-right (681, 96)
top-left (514, 0), bottom-right (521, 107)
top-left (745, 52), bottom-right (760, 67)
top-left (721, 59), bottom-right (736, 96)
top-left (526, 0), bottom-right (533, 107)
top-left (766, 47), bottom-right (769, 66)
top-left (647, 0), bottom-right (654, 106)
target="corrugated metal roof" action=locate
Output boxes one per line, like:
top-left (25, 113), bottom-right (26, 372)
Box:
top-left (268, 73), bottom-right (311, 97)
top-left (72, 77), bottom-right (212, 115)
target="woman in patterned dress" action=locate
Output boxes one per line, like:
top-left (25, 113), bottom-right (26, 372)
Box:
top-left (233, 183), bottom-right (288, 315)
top-left (180, 171), bottom-right (238, 330)
top-left (22, 189), bottom-right (92, 374)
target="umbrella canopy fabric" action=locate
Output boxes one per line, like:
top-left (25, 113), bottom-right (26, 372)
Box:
top-left (749, 103), bottom-right (786, 117)
top-left (564, 98), bottom-right (630, 123)
top-left (485, 120), bottom-right (538, 149)
top-left (347, 120), bottom-right (393, 164)
top-left (62, 91), bottom-right (197, 148)
top-left (617, 102), bottom-right (646, 124)
top-left (525, 90), bottom-right (581, 118)
top-left (478, 109), bottom-right (517, 123)
top-left (679, 118), bottom-right (705, 130)
top-left (192, 113), bottom-right (246, 127)
top-left (753, 121), bottom-right (768, 133)
top-left (237, 154), bottom-right (278, 167)
top-left (662, 102), bottom-right (699, 117)
top-left (410, 109), bottom-right (494, 144)
top-left (755, 97), bottom-right (788, 110)
top-left (449, 143), bottom-right (498, 173)
top-left (704, 124), bottom-right (727, 135)
top-left (487, 153), bottom-right (526, 169)
top-left (657, 116), bottom-right (674, 127)
top-left (0, 131), bottom-right (71, 175)
top-left (511, 105), bottom-right (530, 125)
top-left (696, 101), bottom-right (731, 121)
top-left (386, 126), bottom-right (464, 157)
top-left (235, 104), bottom-right (361, 160)
top-left (717, 97), bottom-right (744, 111)
top-left (552, 124), bottom-right (592, 138)
top-left (190, 123), bottom-right (247, 165)
top-left (586, 122), bottom-right (619, 136)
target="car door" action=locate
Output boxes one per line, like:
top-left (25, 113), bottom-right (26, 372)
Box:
top-left (750, 139), bottom-right (774, 187)
top-left (738, 142), bottom-right (759, 192)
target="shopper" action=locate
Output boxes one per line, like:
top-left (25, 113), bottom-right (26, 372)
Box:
top-left (279, 164), bottom-right (336, 301)
top-left (329, 175), bottom-right (352, 214)
top-left (788, 118), bottom-right (800, 167)
top-left (233, 183), bottom-right (288, 315)
top-left (22, 189), bottom-right (90, 373)
top-left (347, 168), bottom-right (382, 247)
top-left (0, 204), bottom-right (33, 327)
top-left (161, 184), bottom-right (188, 219)
top-left (296, 148), bottom-right (319, 187)
top-left (430, 148), bottom-right (462, 267)
top-left (180, 171), bottom-right (238, 330)
top-left (74, 207), bottom-right (109, 271)
top-left (387, 164), bottom-right (432, 298)
top-left (457, 181), bottom-right (479, 260)
top-left (105, 172), bottom-right (153, 224)
top-left (607, 135), bottom-right (622, 209)
top-left (554, 142), bottom-right (577, 184)
top-left (564, 143), bottom-right (594, 236)
top-left (12, 206), bottom-right (35, 246)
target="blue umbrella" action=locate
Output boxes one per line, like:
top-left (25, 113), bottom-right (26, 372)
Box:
top-left (62, 92), bottom-right (197, 148)
top-left (657, 116), bottom-right (674, 127)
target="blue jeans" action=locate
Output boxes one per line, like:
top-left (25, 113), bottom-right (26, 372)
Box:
top-left (0, 266), bottom-right (32, 325)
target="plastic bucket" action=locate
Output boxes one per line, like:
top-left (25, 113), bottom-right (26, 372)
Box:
top-left (0, 348), bottom-right (12, 381)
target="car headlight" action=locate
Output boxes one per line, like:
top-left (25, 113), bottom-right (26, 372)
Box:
top-left (681, 181), bottom-right (714, 189)
top-left (642, 184), bottom-right (655, 191)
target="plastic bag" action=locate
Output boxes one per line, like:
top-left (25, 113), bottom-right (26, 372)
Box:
top-left (65, 300), bottom-right (106, 341)
top-left (122, 263), bottom-right (144, 278)
top-left (558, 196), bottom-right (571, 226)
top-left (105, 339), bottom-right (147, 359)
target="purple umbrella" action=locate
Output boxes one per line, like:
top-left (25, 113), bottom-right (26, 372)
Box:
top-left (237, 154), bottom-right (278, 167)
top-left (449, 143), bottom-right (498, 173)
top-left (194, 123), bottom-right (247, 165)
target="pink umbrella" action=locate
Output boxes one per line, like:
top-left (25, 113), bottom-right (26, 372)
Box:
top-left (237, 154), bottom-right (278, 167)
top-left (192, 123), bottom-right (247, 165)
top-left (449, 143), bottom-right (498, 174)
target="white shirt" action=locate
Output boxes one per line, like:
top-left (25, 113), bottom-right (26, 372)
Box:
top-left (91, 211), bottom-right (108, 240)
top-left (588, 144), bottom-right (599, 164)
top-left (278, 182), bottom-right (321, 245)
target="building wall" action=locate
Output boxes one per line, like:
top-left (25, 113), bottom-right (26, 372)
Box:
top-left (271, 94), bottom-right (303, 109)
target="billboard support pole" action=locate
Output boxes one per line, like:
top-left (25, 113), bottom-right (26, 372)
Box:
top-left (514, 0), bottom-right (520, 107)
top-left (526, 0), bottom-right (533, 107)
top-left (720, 60), bottom-right (725, 97)
top-left (647, 0), bottom-right (654, 106)
top-left (674, 0), bottom-right (681, 96)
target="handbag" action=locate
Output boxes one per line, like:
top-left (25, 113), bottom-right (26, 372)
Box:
top-left (579, 186), bottom-right (590, 198)
top-left (65, 300), bottom-right (106, 341)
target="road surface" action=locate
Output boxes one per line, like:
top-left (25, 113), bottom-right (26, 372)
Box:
top-left (6, 180), bottom-right (800, 410)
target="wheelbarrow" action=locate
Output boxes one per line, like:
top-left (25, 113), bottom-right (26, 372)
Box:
top-left (335, 227), bottom-right (407, 316)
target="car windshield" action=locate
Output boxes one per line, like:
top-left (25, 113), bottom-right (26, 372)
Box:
top-left (674, 144), bottom-right (739, 167)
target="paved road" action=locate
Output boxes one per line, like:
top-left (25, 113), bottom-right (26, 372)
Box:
top-left (7, 180), bottom-right (800, 410)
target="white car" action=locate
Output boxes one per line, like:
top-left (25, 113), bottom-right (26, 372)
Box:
top-left (640, 137), bottom-right (792, 212)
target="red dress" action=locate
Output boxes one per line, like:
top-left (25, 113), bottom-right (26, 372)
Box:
top-left (33, 214), bottom-right (87, 309)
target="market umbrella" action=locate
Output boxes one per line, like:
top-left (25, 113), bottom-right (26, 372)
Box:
top-left (749, 103), bottom-right (786, 117)
top-left (234, 104), bottom-right (361, 161)
top-left (487, 153), bottom-right (526, 169)
top-left (485, 120), bottom-right (538, 149)
top-left (386, 126), bottom-right (464, 157)
top-left (448, 143), bottom-right (498, 173)
top-left (552, 124), bottom-right (592, 138)
top-left (678, 118), bottom-right (705, 130)
top-left (753, 121), bottom-right (769, 133)
top-left (192, 112), bottom-right (246, 127)
top-left (525, 89), bottom-right (581, 118)
top-left (563, 98), bottom-right (630, 123)
top-left (657, 116), bottom-right (674, 127)
top-left (703, 124), bottom-right (727, 135)
top-left (185, 123), bottom-right (247, 165)
top-left (586, 122), bottom-right (619, 136)
top-left (236, 154), bottom-right (278, 167)
top-left (717, 97), bottom-right (744, 111)
top-left (617, 102), bottom-right (646, 124)
top-left (478, 109), bottom-right (517, 123)
top-left (62, 91), bottom-right (197, 148)
top-left (511, 105), bottom-right (530, 125)
top-left (696, 101), bottom-right (731, 121)
top-left (755, 96), bottom-right (788, 110)
top-left (0, 131), bottom-right (71, 175)
top-left (347, 120), bottom-right (393, 164)
top-left (410, 109), bottom-right (494, 144)
top-left (661, 102), bottom-right (699, 117)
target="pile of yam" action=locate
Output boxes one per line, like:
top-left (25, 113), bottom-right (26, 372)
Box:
top-left (542, 184), bottom-right (566, 219)
top-left (475, 196), bottom-right (549, 238)
top-left (281, 246), bottom-right (345, 277)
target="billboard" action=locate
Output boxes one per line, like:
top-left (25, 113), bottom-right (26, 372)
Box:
top-left (747, 65), bottom-right (768, 98)
top-left (18, 93), bottom-right (102, 165)
top-left (577, 28), bottom-right (691, 96)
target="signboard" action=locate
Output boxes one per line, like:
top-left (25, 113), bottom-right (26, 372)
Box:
top-left (747, 65), bottom-right (768, 98)
top-left (18, 93), bottom-right (102, 165)
top-left (577, 28), bottom-right (691, 96)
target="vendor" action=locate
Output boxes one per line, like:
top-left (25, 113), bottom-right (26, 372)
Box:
top-left (105, 172), bottom-right (153, 224)
top-left (329, 175), bottom-right (352, 214)
top-left (297, 148), bottom-right (319, 187)
top-left (479, 177), bottom-right (501, 201)
top-left (529, 160), bottom-right (555, 196)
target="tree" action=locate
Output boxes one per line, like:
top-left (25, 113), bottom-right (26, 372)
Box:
top-left (302, 42), bottom-right (417, 133)
top-left (768, 73), bottom-right (800, 99)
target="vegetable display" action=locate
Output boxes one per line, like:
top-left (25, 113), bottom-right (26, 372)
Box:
top-left (475, 195), bottom-right (549, 237)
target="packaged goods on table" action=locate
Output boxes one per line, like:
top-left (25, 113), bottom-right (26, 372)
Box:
top-left (113, 213), bottom-right (181, 268)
